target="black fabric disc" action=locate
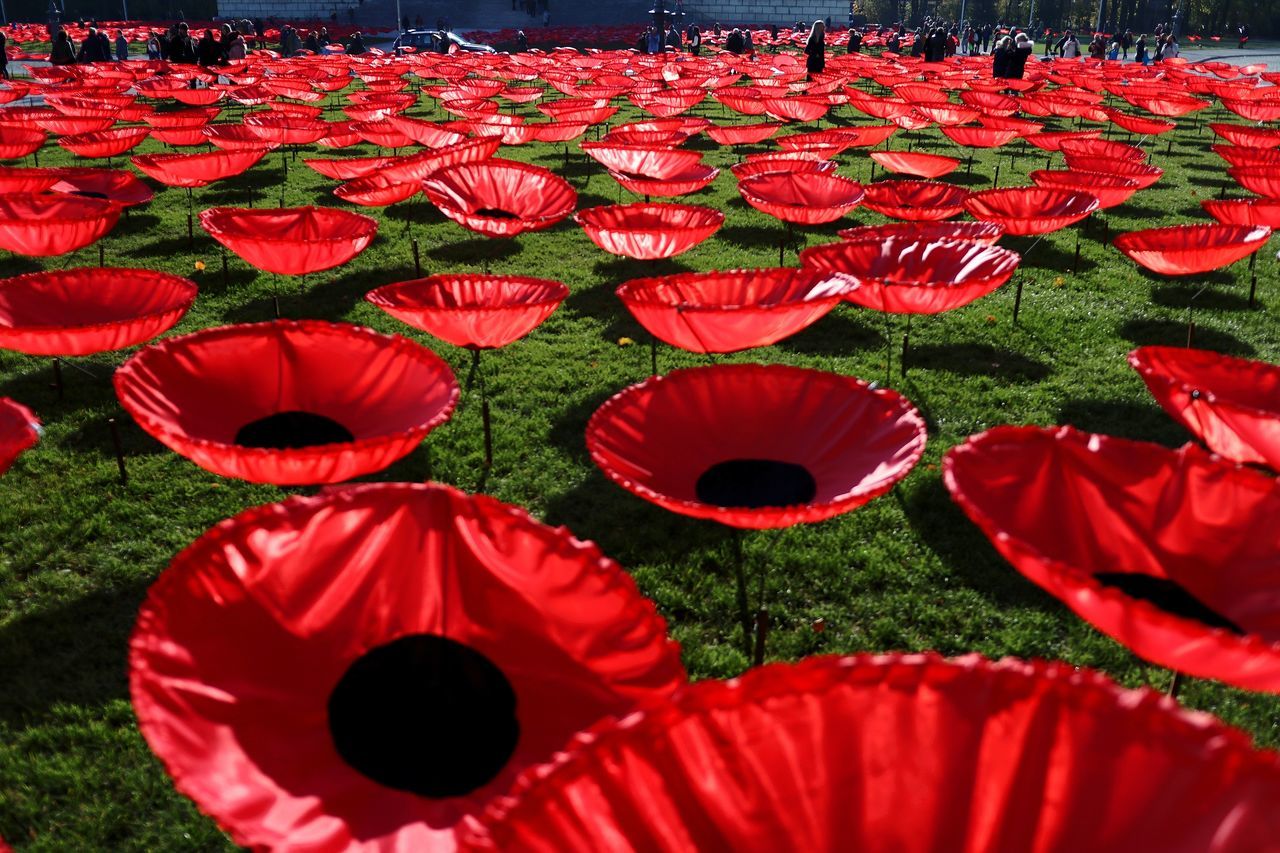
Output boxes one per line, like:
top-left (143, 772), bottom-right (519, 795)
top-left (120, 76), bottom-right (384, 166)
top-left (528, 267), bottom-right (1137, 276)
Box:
top-left (234, 410), bottom-right (355, 449)
top-left (475, 207), bottom-right (520, 219)
top-left (695, 459), bottom-right (817, 509)
top-left (1095, 572), bottom-right (1245, 635)
top-left (71, 190), bottom-right (110, 199)
top-left (327, 633), bottom-right (520, 799)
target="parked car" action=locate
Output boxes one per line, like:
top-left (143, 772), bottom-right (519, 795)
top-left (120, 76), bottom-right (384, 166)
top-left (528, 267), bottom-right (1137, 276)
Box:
top-left (397, 29), bottom-right (497, 54)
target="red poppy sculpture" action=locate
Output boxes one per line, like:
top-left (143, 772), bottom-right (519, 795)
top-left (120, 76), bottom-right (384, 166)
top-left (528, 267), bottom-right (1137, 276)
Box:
top-left (0, 193), bottom-right (120, 256)
top-left (869, 150), bottom-right (960, 179)
top-left (199, 206), bottom-right (378, 276)
top-left (616, 268), bottom-right (851, 354)
top-left (801, 236), bottom-right (1021, 314)
top-left (130, 482), bottom-right (685, 851)
top-left (587, 364), bottom-right (926, 529)
top-left (839, 220), bottom-right (1004, 245)
top-left (467, 653), bottom-right (1280, 851)
top-left (1028, 169), bottom-right (1142, 210)
top-left (0, 268), bottom-right (196, 356)
top-left (1130, 346), bottom-right (1280, 471)
top-left (1201, 198), bottom-right (1280, 229)
top-left (575, 203), bottom-right (724, 261)
top-left (131, 149), bottom-right (266, 189)
top-left (421, 159), bottom-right (576, 239)
top-left (945, 425), bottom-right (1280, 693)
top-left (861, 179), bottom-right (970, 221)
top-left (114, 321), bottom-right (459, 485)
top-left (1113, 224), bottom-right (1271, 276)
top-left (49, 168), bottom-right (154, 207)
top-left (964, 187), bottom-right (1099, 236)
top-left (0, 397), bottom-right (39, 476)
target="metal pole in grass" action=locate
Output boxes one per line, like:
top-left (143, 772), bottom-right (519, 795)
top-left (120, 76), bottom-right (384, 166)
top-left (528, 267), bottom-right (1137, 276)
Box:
top-left (470, 348), bottom-right (493, 469)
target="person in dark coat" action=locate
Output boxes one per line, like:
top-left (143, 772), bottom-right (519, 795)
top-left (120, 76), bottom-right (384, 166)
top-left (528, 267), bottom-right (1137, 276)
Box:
top-left (196, 28), bottom-right (221, 65)
top-left (991, 35), bottom-right (1011, 77)
top-left (1008, 32), bottom-right (1034, 77)
top-left (847, 28), bottom-right (861, 52)
top-left (804, 20), bottom-right (826, 75)
top-left (51, 29), bottom-right (77, 64)
top-left (168, 23), bottom-right (197, 63)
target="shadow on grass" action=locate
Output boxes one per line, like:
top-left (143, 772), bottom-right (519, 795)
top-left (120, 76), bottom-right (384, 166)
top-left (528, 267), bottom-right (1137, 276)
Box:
top-left (904, 340), bottom-right (1053, 382)
top-left (1119, 317), bottom-right (1256, 355)
top-left (774, 309), bottom-right (881, 356)
top-left (0, 580), bottom-right (148, 726)
top-left (1149, 282), bottom-right (1253, 312)
top-left (1057, 397), bottom-right (1189, 447)
top-left (425, 237), bottom-right (523, 266)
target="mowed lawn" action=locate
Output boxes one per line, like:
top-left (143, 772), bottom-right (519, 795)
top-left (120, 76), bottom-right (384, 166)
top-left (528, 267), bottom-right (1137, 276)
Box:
top-left (2, 52), bottom-right (1279, 848)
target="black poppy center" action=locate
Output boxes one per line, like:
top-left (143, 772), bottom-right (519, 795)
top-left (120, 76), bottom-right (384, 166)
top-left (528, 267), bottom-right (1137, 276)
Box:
top-left (1095, 573), bottom-right (1245, 635)
top-left (71, 190), bottom-right (110, 199)
top-left (475, 207), bottom-right (520, 220)
top-left (234, 410), bottom-right (355, 449)
top-left (695, 459), bottom-right (817, 509)
top-left (327, 633), bottom-right (520, 798)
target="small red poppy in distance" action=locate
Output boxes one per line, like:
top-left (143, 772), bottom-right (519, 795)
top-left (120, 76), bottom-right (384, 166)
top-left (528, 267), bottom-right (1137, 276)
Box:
top-left (945, 425), bottom-right (1280, 693)
top-left (466, 654), bottom-right (1280, 852)
top-left (587, 364), bottom-right (926, 529)
top-left (130, 483), bottom-right (686, 851)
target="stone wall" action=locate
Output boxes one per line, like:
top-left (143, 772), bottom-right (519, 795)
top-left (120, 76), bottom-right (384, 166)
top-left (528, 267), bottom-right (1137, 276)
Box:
top-left (217, 0), bottom-right (341, 21)
top-left (684, 0), bottom-right (850, 26)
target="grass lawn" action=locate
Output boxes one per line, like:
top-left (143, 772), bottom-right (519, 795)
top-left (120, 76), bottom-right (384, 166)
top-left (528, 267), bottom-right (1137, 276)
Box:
top-left (2, 55), bottom-right (1279, 848)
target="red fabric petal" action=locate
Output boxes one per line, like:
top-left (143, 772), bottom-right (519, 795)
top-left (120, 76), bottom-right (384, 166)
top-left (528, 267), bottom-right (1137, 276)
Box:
top-left (869, 150), bottom-right (960, 178)
top-left (862, 179), bottom-right (970, 221)
top-left (199, 206), bottom-right (377, 275)
top-left (0, 397), bottom-right (39, 476)
top-left (964, 186), bottom-right (1099, 235)
top-left (421, 159), bottom-right (576, 239)
top-left (366, 274), bottom-right (567, 349)
top-left (1113, 224), bottom-right (1270, 276)
top-left (575, 203), bottom-right (723, 260)
top-left (738, 172), bottom-right (864, 225)
top-left (0, 193), bottom-right (120, 256)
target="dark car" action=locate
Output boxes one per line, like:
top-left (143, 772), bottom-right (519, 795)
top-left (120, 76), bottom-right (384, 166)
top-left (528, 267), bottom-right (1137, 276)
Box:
top-left (397, 29), bottom-right (496, 54)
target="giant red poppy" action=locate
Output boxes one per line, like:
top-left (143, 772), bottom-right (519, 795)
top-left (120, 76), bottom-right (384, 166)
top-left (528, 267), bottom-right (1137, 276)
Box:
top-left (1022, 129), bottom-right (1102, 152)
top-left (333, 174), bottom-right (419, 207)
top-left (587, 364), bottom-right (926, 529)
top-left (1211, 123), bottom-right (1280, 150)
top-left (130, 482), bottom-right (685, 850)
top-left (243, 112), bottom-right (329, 146)
top-left (378, 137), bottom-right (502, 184)
top-left (199, 206), bottom-right (378, 276)
top-left (366, 274), bottom-right (568, 350)
top-left (861, 180), bottom-right (970, 221)
top-left (606, 163), bottom-right (721, 199)
top-left (467, 653), bottom-right (1280, 851)
top-left (801, 236), bottom-right (1021, 314)
top-left (421, 159), bottom-right (576, 239)
top-left (615, 268), bottom-right (850, 354)
top-left (945, 425), bottom-right (1280, 693)
top-left (115, 320), bottom-right (458, 485)
top-left (0, 167), bottom-right (62, 194)
top-left (0, 193), bottom-right (120, 256)
top-left (0, 397), bottom-right (39, 476)
top-left (1061, 154), bottom-right (1163, 188)
top-left (0, 126), bottom-right (45, 160)
top-left (964, 187), bottom-right (1099, 236)
top-left (131, 149), bottom-right (266, 189)
top-left (1213, 145), bottom-right (1280, 169)
top-left (58, 126), bottom-right (150, 159)
top-left (1230, 165), bottom-right (1280, 199)
top-left (1130, 346), bottom-right (1280, 471)
top-left (729, 155), bottom-right (836, 181)
top-left (303, 156), bottom-right (394, 181)
top-left (575, 203), bottom-right (723, 260)
top-left (705, 122), bottom-right (782, 146)
top-left (1201, 198), bottom-right (1280, 229)
top-left (0, 268), bottom-right (196, 356)
top-left (939, 126), bottom-right (1019, 148)
top-left (1028, 169), bottom-right (1142, 210)
top-left (738, 172), bottom-right (864, 225)
top-left (869, 150), bottom-right (960, 179)
top-left (49, 168), bottom-right (153, 207)
top-left (1059, 136), bottom-right (1147, 161)
top-left (579, 142), bottom-right (703, 180)
top-left (839, 220), bottom-right (1004, 244)
top-left (1113, 224), bottom-right (1270, 276)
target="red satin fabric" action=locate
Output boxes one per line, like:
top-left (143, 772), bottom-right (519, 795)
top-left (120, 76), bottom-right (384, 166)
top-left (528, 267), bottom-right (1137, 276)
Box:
top-left (0, 168), bottom-right (62, 194)
top-left (839, 220), bottom-right (1003, 244)
top-left (366, 274), bottom-right (567, 350)
top-left (862, 179), bottom-right (970, 221)
top-left (1022, 129), bottom-right (1102, 152)
top-left (1029, 170), bottom-right (1141, 210)
top-left (0, 127), bottom-right (45, 159)
top-left (575, 203), bottom-right (723, 260)
top-left (199, 206), bottom-right (378, 275)
top-left (964, 187), bottom-right (1099, 236)
top-left (1230, 166), bottom-right (1280, 199)
top-left (468, 653), bottom-right (1280, 852)
top-left (114, 320), bottom-right (459, 485)
top-left (606, 164), bottom-right (720, 198)
top-left (869, 150), bottom-right (960, 178)
top-left (0, 267), bottom-right (196, 356)
top-left (1113, 224), bottom-right (1270, 275)
top-left (130, 482), bottom-right (685, 851)
top-left (0, 193), bottom-right (120, 256)
top-left (0, 397), bottom-right (39, 476)
top-left (1061, 154), bottom-right (1163, 188)
top-left (58, 126), bottom-right (150, 158)
top-left (944, 425), bottom-right (1280, 692)
top-left (387, 115), bottom-right (468, 147)
top-left (1214, 145), bottom-right (1280, 169)
top-left (705, 122), bottom-right (781, 145)
top-left (1211, 123), bottom-right (1280, 149)
top-left (1202, 198), bottom-right (1280, 228)
top-left (380, 138), bottom-right (501, 183)
top-left (738, 172), bottom-right (864, 225)
top-left (333, 174), bottom-right (419, 207)
top-left (579, 143), bottom-right (703, 179)
top-left (131, 149), bottom-right (266, 188)
top-left (1059, 136), bottom-right (1147, 161)
top-left (729, 155), bottom-right (836, 181)
top-left (1130, 346), bottom-right (1280, 470)
top-left (939, 126), bottom-right (1020, 148)
top-left (761, 95), bottom-right (830, 123)
top-left (243, 112), bottom-right (329, 145)
top-left (50, 168), bottom-right (154, 207)
top-left (421, 159), bottom-right (577, 239)
top-left (616, 268), bottom-right (849, 354)
top-left (202, 123), bottom-right (280, 151)
top-left (802, 236), bottom-right (1021, 314)
top-left (304, 156), bottom-right (395, 181)
top-left (587, 364), bottom-right (926, 529)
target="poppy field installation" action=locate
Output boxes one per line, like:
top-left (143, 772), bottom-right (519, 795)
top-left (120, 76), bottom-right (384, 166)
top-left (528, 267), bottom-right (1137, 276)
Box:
top-left (2, 28), bottom-right (1280, 850)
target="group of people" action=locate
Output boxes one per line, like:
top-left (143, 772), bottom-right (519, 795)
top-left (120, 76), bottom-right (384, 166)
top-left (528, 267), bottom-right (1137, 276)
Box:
top-left (635, 22), bottom-right (705, 55)
top-left (1053, 29), bottom-right (1178, 64)
top-left (49, 25), bottom-right (129, 64)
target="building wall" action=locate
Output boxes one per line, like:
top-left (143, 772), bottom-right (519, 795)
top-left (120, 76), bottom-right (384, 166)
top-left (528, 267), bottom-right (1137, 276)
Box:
top-left (217, 0), bottom-right (338, 20)
top-left (684, 1), bottom-right (851, 25)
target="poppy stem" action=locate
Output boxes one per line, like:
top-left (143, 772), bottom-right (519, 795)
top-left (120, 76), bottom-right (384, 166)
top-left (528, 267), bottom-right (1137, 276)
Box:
top-left (752, 608), bottom-right (769, 667)
top-left (1012, 276), bottom-right (1024, 325)
top-left (1167, 670), bottom-right (1183, 699)
top-left (1248, 252), bottom-right (1258, 309)
top-left (472, 349), bottom-right (493, 469)
top-left (650, 335), bottom-right (658, 376)
top-left (51, 359), bottom-right (64, 400)
top-left (1072, 225), bottom-right (1082, 274)
top-left (108, 417), bottom-right (128, 486)
top-left (731, 531), bottom-right (752, 656)
top-left (901, 315), bottom-right (911, 377)
top-left (412, 239), bottom-right (422, 278)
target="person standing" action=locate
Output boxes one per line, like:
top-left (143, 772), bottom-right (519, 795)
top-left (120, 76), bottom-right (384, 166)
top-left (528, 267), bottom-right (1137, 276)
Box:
top-left (687, 24), bottom-right (701, 55)
top-left (1238, 23), bottom-right (1250, 48)
top-left (1088, 33), bottom-right (1105, 59)
top-left (1009, 32), bottom-right (1033, 78)
top-left (1055, 30), bottom-right (1079, 58)
top-left (0, 31), bottom-right (7, 79)
top-left (991, 34), bottom-right (1011, 77)
top-left (804, 19), bottom-right (826, 76)
top-left (168, 22), bottom-right (197, 63)
top-left (51, 28), bottom-right (77, 64)
top-left (115, 30), bottom-right (128, 60)
top-left (847, 27), bottom-right (861, 52)
top-left (146, 30), bottom-right (161, 59)
top-left (1121, 29), bottom-right (1132, 59)
top-left (1134, 33), bottom-right (1148, 64)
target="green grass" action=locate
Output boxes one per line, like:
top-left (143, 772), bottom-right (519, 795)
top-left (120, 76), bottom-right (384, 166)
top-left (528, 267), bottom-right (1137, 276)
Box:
top-left (3, 59), bottom-right (1280, 849)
